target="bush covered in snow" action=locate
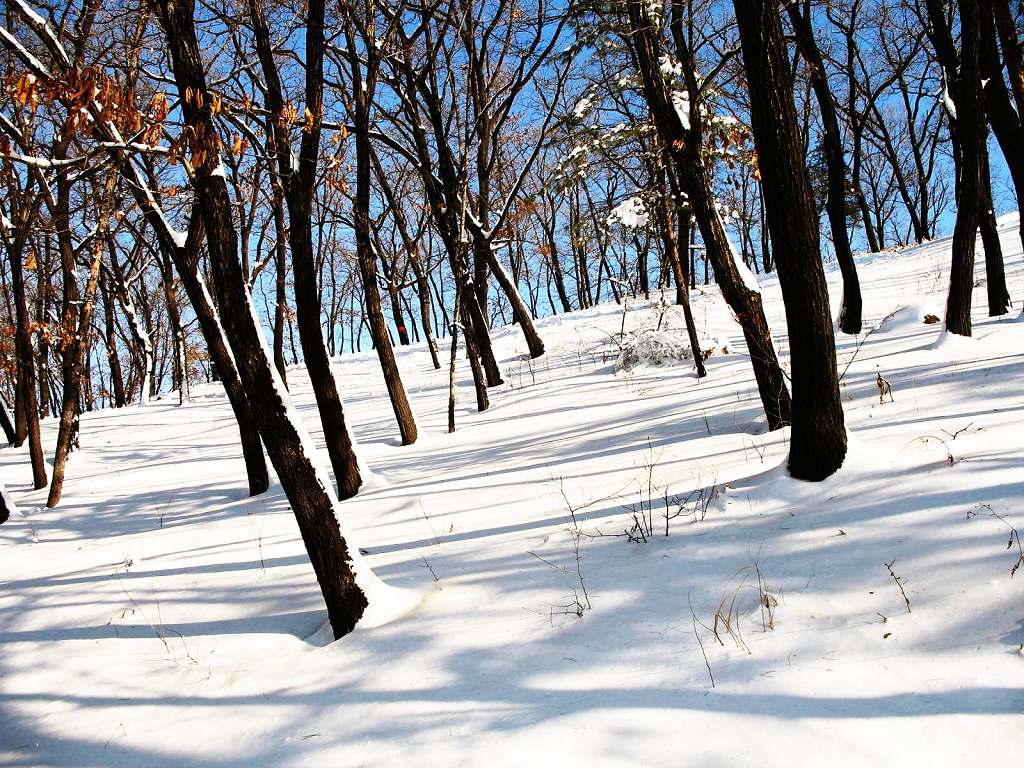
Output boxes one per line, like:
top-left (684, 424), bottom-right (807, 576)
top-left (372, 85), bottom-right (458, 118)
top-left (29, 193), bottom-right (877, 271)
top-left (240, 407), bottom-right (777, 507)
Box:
top-left (615, 328), bottom-right (730, 373)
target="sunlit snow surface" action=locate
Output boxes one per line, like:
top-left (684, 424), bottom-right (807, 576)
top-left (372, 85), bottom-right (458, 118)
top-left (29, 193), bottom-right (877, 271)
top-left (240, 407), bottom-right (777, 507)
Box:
top-left (2, 218), bottom-right (1023, 766)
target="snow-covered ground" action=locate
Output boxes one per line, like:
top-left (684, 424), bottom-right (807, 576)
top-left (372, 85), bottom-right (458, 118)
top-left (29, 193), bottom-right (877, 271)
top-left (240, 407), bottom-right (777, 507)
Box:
top-left (2, 220), bottom-right (1023, 766)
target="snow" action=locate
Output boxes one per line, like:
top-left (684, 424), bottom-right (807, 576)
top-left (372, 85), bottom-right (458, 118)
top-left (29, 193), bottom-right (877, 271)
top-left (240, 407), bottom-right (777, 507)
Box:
top-left (0, 25), bottom-right (51, 78)
top-left (717, 206), bottom-right (761, 292)
top-left (239, 279), bottom-right (416, 624)
top-left (2, 218), bottom-right (1024, 765)
top-left (607, 195), bottom-right (648, 229)
top-left (572, 92), bottom-right (594, 119)
top-left (614, 318), bottom-right (729, 373)
top-left (0, 482), bottom-right (18, 516)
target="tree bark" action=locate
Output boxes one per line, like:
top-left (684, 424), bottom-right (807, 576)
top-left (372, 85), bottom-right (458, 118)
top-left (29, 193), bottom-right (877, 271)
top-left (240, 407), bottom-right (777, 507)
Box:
top-left (48, 176), bottom-right (116, 508)
top-left (248, 0), bottom-right (367, 488)
top-left (625, 0), bottom-right (792, 429)
top-left (734, 0), bottom-right (847, 480)
top-left (659, 165), bottom-right (706, 378)
top-left (155, 0), bottom-right (368, 639)
top-left (99, 270), bottom-right (127, 407)
top-left (341, 2), bottom-right (418, 445)
top-left (979, 141), bottom-right (1010, 316)
top-left (0, 390), bottom-right (15, 446)
top-left (981, 0), bottom-right (1024, 256)
top-left (787, 1), bottom-right (862, 333)
top-left (4, 216), bottom-right (47, 488)
top-left (926, 0), bottom-right (984, 337)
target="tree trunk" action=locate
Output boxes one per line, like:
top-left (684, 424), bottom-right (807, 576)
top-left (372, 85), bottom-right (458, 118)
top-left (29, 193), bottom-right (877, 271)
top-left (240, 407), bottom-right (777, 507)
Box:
top-left (659, 166), bottom-right (706, 378)
top-left (370, 149), bottom-right (442, 369)
top-left (926, 0), bottom-right (983, 336)
top-left (0, 390), bottom-right (15, 445)
top-left (626, 0), bottom-right (791, 429)
top-left (787, 1), bottom-right (862, 333)
top-left (478, 243), bottom-right (545, 357)
top-left (248, 0), bottom-right (365, 491)
top-left (155, 0), bottom-right (369, 639)
top-left (5, 224), bottom-right (47, 488)
top-left (99, 271), bottom-right (127, 407)
top-left (267, 134), bottom-right (290, 386)
top-left (981, 0), bottom-right (1024, 255)
top-left (979, 142), bottom-right (1010, 316)
top-left (735, 0), bottom-right (846, 480)
top-left (0, 482), bottom-right (11, 525)
top-left (341, 5), bottom-right (418, 446)
top-left (47, 179), bottom-right (114, 508)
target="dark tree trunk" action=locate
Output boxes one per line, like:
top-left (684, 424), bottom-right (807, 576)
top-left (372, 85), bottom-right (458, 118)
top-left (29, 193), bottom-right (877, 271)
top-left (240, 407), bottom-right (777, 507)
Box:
top-left (0, 391), bottom-right (15, 445)
top-left (459, 285), bottom-right (490, 412)
top-left (659, 165), bottom-right (706, 378)
top-left (542, 209), bottom-right (573, 314)
top-left (787, 1), bottom-right (862, 334)
top-left (992, 0), bottom-right (1024, 117)
top-left (267, 132), bottom-right (290, 386)
top-left (5, 220), bottom-right (47, 488)
top-left (48, 179), bottom-right (114, 508)
top-left (35, 243), bottom-right (52, 419)
top-left (981, 0), bottom-right (1024, 255)
top-left (341, 5), bottom-right (418, 446)
top-left (735, 0), bottom-right (847, 480)
top-left (248, 0), bottom-right (365, 490)
top-left (128, 169), bottom-right (268, 496)
top-left (99, 271), bottom-right (127, 408)
top-left (625, 0), bottom-right (791, 429)
top-left (155, 0), bottom-right (368, 639)
top-left (157, 248), bottom-right (188, 403)
top-left (979, 142), bottom-right (1010, 316)
top-left (370, 149), bottom-right (442, 369)
top-left (0, 483), bottom-right (10, 525)
top-left (476, 239), bottom-right (545, 357)
top-left (926, 0), bottom-right (984, 336)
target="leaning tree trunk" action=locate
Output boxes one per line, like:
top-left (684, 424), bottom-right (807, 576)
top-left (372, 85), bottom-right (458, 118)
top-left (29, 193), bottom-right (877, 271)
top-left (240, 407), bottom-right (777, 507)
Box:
top-left (342, 5), bottom-right (418, 445)
top-left (248, 0), bottom-right (365, 493)
top-left (477, 239), bottom-right (545, 358)
top-left (47, 178), bottom-right (114, 508)
top-left (625, 0), bottom-right (791, 429)
top-left (734, 0), bottom-right (847, 481)
top-left (979, 141), bottom-right (1010, 316)
top-left (0, 390), bottom-right (15, 445)
top-left (787, 1), bottom-right (862, 334)
top-left (22, 22), bottom-right (272, 496)
top-left (926, 0), bottom-right (984, 337)
top-left (155, 0), bottom-right (369, 639)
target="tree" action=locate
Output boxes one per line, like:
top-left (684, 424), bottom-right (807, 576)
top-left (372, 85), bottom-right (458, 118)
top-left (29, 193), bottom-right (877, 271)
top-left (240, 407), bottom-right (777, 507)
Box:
top-left (923, 0), bottom-right (985, 337)
top-left (246, 0), bottom-right (371, 485)
top-left (787, 1), bottom-right (863, 334)
top-left (623, 0), bottom-right (792, 429)
top-left (0, 388), bottom-right (15, 445)
top-left (734, 0), bottom-right (847, 480)
top-left (337, 0), bottom-right (418, 445)
top-left (154, 0), bottom-right (370, 638)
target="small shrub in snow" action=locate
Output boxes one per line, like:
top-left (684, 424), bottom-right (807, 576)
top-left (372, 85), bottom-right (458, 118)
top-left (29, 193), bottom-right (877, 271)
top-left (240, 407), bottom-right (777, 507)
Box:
top-left (615, 329), bottom-right (729, 373)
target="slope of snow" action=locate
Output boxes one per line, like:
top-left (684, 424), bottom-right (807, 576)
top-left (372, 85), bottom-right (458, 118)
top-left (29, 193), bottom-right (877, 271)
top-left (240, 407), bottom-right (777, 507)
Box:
top-left (2, 222), bottom-right (1023, 766)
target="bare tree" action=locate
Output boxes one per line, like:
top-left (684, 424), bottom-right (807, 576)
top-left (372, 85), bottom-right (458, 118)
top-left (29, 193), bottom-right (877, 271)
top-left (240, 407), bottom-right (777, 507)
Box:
top-left (734, 0), bottom-right (847, 480)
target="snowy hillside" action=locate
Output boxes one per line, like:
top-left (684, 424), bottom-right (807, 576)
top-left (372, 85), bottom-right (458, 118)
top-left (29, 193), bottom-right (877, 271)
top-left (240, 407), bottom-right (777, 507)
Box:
top-left (2, 220), bottom-right (1023, 767)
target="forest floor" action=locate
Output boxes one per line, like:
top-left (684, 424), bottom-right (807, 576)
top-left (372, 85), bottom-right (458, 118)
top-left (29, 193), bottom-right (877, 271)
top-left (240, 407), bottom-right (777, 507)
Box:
top-left (2, 218), bottom-right (1024, 767)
